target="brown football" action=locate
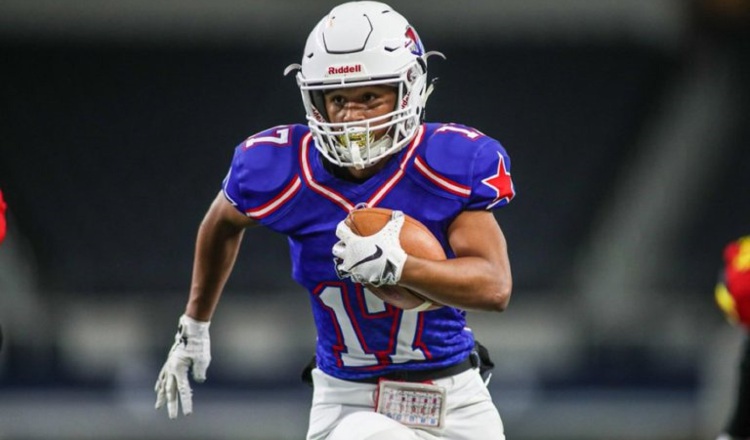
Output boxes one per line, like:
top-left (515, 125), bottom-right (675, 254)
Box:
top-left (345, 207), bottom-right (446, 311)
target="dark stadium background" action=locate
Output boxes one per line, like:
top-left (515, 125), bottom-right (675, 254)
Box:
top-left (0, 0), bottom-right (748, 438)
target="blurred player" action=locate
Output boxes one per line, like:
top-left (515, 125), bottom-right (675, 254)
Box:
top-left (0, 190), bottom-right (6, 351)
top-left (154, 2), bottom-right (515, 439)
top-left (0, 189), bottom-right (6, 245)
top-left (715, 236), bottom-right (750, 440)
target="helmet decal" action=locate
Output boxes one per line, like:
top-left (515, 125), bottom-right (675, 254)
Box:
top-left (311, 106), bottom-right (326, 123)
top-left (404, 26), bottom-right (424, 56)
top-left (400, 91), bottom-right (411, 109)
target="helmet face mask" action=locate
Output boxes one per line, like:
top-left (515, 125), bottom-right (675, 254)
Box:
top-left (288, 1), bottom-right (439, 169)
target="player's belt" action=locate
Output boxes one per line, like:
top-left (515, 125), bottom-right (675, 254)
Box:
top-left (350, 356), bottom-right (474, 384)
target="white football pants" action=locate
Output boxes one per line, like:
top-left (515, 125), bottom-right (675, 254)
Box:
top-left (306, 367), bottom-right (505, 440)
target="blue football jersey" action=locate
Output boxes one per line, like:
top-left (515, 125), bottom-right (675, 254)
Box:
top-left (222, 122), bottom-right (515, 381)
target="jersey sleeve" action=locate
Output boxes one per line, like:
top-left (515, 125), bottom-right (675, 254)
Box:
top-left (418, 124), bottom-right (516, 211)
top-left (221, 125), bottom-right (303, 224)
top-left (465, 137), bottom-right (516, 211)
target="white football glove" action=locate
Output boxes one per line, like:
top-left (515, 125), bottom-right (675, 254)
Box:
top-left (154, 314), bottom-right (211, 419)
top-left (332, 210), bottom-right (407, 287)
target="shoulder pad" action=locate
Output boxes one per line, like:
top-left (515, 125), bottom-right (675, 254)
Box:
top-left (222, 125), bottom-right (307, 220)
top-left (420, 123), bottom-right (489, 183)
top-left (412, 123), bottom-right (515, 209)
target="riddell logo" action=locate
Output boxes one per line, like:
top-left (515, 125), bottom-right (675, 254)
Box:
top-left (327, 64), bottom-right (363, 76)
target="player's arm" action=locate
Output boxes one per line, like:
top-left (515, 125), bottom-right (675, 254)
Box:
top-left (399, 210), bottom-right (511, 312)
top-left (155, 190), bottom-right (255, 419)
top-left (186, 190), bottom-right (257, 321)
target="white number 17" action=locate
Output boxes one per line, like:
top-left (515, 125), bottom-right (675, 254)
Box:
top-left (318, 285), bottom-right (426, 367)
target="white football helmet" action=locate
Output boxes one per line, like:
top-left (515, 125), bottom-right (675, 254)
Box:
top-left (285, 1), bottom-right (443, 169)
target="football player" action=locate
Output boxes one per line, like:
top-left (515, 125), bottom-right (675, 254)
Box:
top-left (155, 2), bottom-right (515, 439)
top-left (0, 190), bottom-right (6, 245)
top-left (715, 236), bottom-right (750, 440)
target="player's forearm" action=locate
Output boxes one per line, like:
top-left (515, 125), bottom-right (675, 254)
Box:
top-left (400, 256), bottom-right (511, 312)
top-left (185, 210), bottom-right (246, 322)
top-left (399, 210), bottom-right (512, 312)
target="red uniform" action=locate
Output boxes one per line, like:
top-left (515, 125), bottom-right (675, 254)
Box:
top-left (716, 236), bottom-right (750, 439)
top-left (716, 236), bottom-right (750, 327)
top-left (0, 190), bottom-right (7, 244)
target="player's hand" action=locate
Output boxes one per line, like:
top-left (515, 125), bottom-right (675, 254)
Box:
top-left (332, 210), bottom-right (407, 287)
top-left (154, 314), bottom-right (211, 419)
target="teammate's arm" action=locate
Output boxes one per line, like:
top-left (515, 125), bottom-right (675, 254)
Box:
top-left (398, 210), bottom-right (511, 312)
top-left (186, 190), bottom-right (257, 321)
